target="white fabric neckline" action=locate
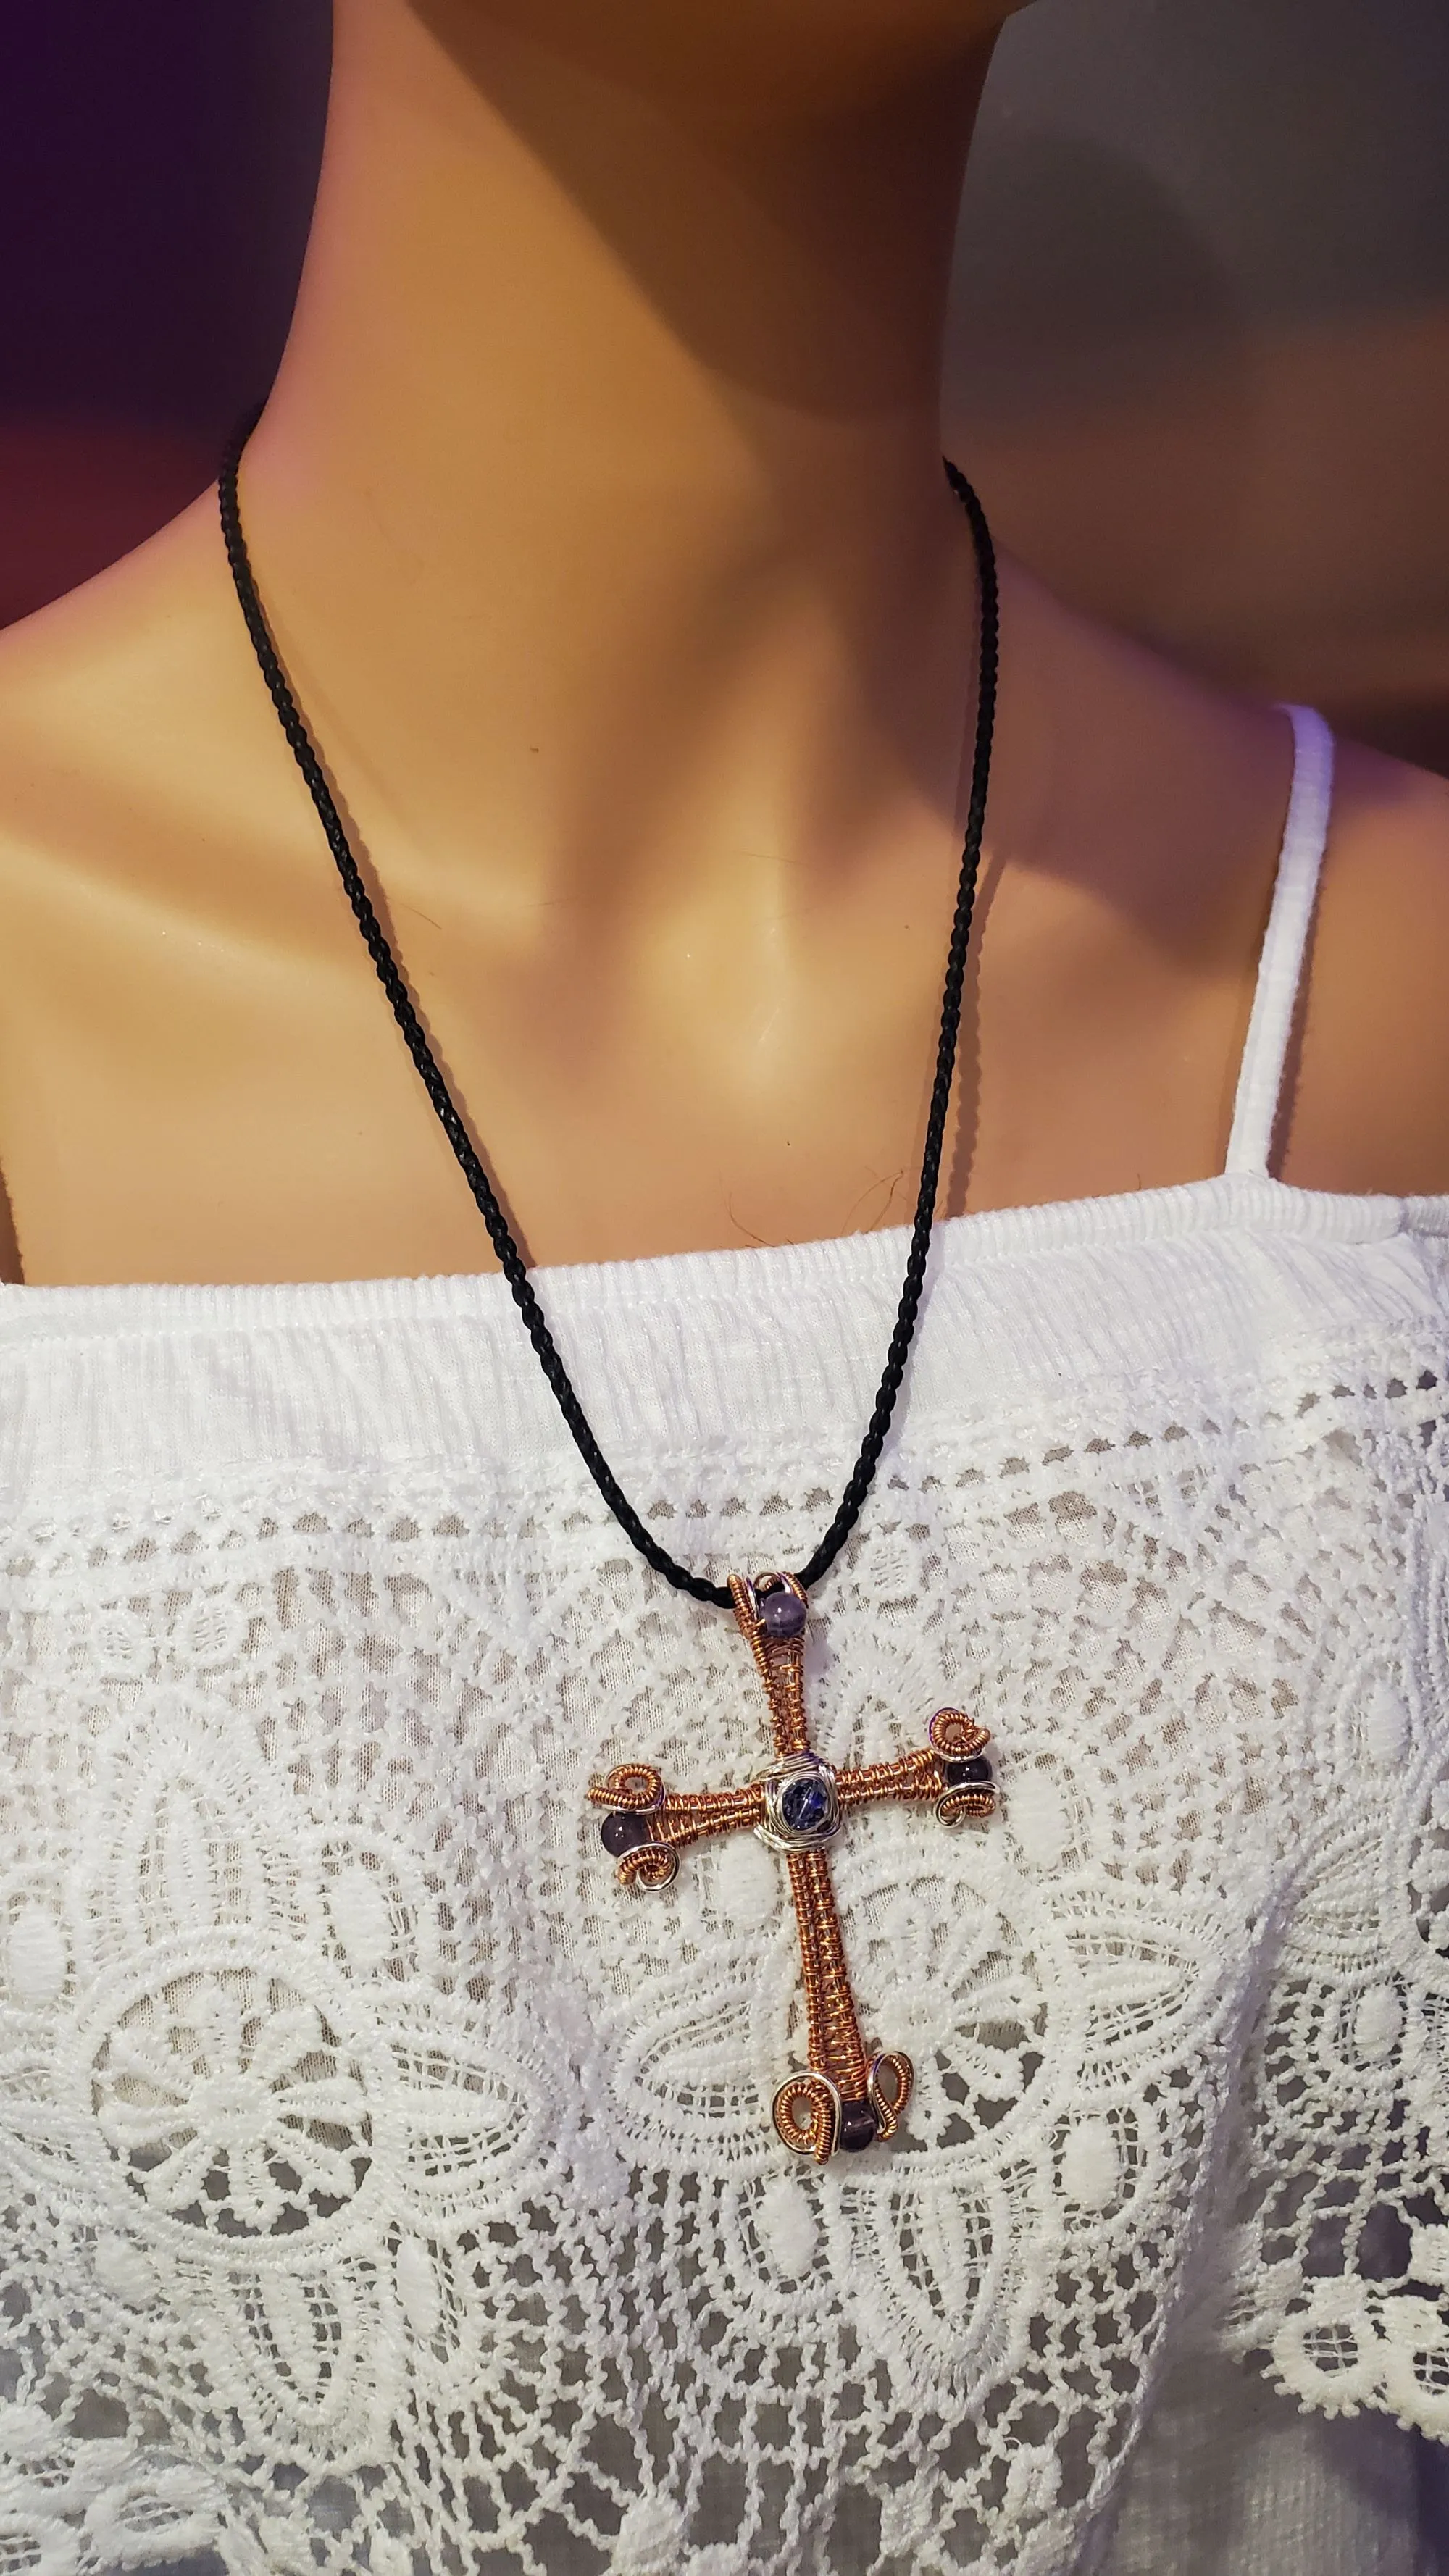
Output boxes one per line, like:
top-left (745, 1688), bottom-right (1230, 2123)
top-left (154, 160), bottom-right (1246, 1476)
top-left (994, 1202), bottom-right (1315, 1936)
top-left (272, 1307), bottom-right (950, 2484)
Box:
top-left (2, 1171), bottom-right (1445, 1350)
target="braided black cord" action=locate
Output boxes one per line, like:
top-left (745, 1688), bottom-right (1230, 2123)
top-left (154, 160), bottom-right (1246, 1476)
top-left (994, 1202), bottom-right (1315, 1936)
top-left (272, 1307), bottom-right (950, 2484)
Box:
top-left (217, 423), bottom-right (997, 1610)
top-left (798, 456), bottom-right (997, 1589)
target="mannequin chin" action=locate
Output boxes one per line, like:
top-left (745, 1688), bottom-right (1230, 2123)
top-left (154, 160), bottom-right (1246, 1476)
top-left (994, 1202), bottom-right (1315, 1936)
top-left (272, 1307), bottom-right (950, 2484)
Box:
top-left (412, 0), bottom-right (1030, 118)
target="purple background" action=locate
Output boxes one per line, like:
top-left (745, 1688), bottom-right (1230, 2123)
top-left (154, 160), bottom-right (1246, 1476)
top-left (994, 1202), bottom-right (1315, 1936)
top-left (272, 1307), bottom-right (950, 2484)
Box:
top-left (0, 0), bottom-right (329, 623)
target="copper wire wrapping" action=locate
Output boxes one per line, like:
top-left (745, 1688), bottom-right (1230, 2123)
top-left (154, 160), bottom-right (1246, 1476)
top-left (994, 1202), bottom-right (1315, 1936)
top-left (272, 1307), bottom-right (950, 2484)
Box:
top-left (592, 1576), bottom-right (997, 2157)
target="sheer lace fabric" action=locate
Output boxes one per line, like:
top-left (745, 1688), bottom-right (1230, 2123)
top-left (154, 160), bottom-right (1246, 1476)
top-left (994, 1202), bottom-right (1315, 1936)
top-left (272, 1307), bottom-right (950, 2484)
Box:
top-left (0, 1176), bottom-right (1445, 2575)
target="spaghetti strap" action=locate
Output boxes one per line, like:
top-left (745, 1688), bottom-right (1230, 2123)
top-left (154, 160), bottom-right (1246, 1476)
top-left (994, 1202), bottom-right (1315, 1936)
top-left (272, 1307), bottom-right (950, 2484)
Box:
top-left (1223, 705), bottom-right (1337, 1177)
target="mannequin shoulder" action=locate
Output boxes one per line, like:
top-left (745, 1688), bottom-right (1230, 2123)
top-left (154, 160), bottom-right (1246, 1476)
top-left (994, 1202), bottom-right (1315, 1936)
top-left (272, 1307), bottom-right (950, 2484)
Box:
top-left (1285, 734), bottom-right (1449, 1195)
top-left (997, 566), bottom-right (1449, 1197)
top-left (0, 495), bottom-right (259, 841)
top-left (0, 495), bottom-right (316, 955)
top-left (0, 503), bottom-right (325, 1289)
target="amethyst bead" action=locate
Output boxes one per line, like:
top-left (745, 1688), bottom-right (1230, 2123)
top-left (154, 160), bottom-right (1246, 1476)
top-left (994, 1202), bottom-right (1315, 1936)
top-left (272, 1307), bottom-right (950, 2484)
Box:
top-left (838, 2101), bottom-right (879, 2153)
top-left (760, 1588), bottom-right (808, 1641)
top-left (943, 1755), bottom-right (993, 1788)
top-left (601, 1810), bottom-right (653, 1858)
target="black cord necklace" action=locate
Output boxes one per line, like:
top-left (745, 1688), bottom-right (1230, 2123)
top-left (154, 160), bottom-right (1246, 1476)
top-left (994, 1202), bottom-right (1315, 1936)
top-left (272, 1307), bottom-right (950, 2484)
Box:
top-left (217, 427), bottom-right (998, 1611)
top-left (218, 427), bottom-right (1001, 2164)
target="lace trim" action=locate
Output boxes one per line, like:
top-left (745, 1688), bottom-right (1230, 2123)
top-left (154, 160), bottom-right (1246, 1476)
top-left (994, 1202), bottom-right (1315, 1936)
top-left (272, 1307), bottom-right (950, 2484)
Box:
top-left (0, 1342), bottom-right (1443, 2571)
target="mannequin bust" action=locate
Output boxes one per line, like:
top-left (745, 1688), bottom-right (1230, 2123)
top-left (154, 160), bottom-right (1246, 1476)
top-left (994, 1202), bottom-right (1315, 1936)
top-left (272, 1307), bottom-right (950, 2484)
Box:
top-left (0, 0), bottom-right (1445, 1289)
top-left (1, 19), bottom-right (1447, 2571)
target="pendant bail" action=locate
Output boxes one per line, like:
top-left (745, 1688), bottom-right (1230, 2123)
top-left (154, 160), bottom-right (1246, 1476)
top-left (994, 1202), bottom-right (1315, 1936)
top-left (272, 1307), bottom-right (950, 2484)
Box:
top-left (732, 1570), bottom-right (809, 1647)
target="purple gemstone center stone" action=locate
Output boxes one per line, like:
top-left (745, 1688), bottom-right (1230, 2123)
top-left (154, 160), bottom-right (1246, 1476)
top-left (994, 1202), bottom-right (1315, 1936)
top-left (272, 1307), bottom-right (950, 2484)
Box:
top-left (761, 1589), bottom-right (808, 1641)
top-left (779, 1773), bottom-right (834, 1836)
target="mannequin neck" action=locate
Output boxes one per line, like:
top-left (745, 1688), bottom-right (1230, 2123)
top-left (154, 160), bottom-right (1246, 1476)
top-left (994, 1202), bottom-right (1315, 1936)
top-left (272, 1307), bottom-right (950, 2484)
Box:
top-left (246, 0), bottom-right (998, 908)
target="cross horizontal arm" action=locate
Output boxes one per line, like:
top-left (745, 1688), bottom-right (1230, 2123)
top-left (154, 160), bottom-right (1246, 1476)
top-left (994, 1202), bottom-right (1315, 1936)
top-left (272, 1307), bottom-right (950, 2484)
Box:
top-left (589, 1763), bottom-right (767, 1887)
top-left (837, 1748), bottom-right (943, 1811)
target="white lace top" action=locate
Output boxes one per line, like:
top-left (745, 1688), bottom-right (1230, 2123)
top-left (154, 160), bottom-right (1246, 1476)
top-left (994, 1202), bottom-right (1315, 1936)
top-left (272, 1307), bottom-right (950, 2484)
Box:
top-left (1, 708), bottom-right (1446, 2576)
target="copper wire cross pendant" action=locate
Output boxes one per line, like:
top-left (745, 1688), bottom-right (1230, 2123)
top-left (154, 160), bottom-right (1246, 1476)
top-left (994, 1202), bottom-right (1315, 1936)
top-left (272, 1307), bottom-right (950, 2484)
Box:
top-left (590, 1572), bottom-right (997, 2163)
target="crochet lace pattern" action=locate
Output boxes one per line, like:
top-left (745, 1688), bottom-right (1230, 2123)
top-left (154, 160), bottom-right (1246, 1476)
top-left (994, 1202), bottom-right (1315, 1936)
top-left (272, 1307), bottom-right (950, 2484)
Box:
top-left (0, 1179), bottom-right (1445, 2575)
